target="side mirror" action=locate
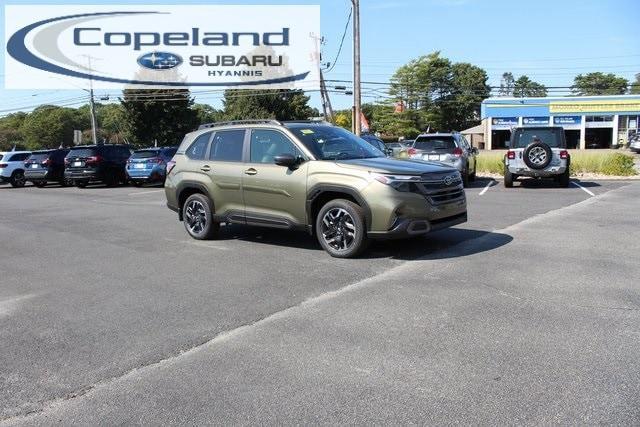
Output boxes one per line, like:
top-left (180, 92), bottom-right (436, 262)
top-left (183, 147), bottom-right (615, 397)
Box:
top-left (472, 147), bottom-right (479, 155)
top-left (274, 153), bottom-right (299, 168)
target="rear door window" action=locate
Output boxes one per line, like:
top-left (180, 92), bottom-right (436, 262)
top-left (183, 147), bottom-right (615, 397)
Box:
top-left (8, 153), bottom-right (30, 162)
top-left (210, 130), bottom-right (245, 162)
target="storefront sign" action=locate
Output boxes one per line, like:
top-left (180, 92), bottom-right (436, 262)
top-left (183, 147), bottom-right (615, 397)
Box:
top-left (5, 5), bottom-right (320, 89)
top-left (553, 116), bottom-right (582, 125)
top-left (491, 117), bottom-right (518, 129)
top-left (550, 99), bottom-right (640, 114)
top-left (522, 117), bottom-right (549, 126)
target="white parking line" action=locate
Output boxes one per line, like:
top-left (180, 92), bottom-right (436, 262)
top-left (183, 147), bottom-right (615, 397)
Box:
top-left (128, 189), bottom-right (164, 196)
top-left (479, 180), bottom-right (494, 196)
top-left (571, 181), bottom-right (595, 197)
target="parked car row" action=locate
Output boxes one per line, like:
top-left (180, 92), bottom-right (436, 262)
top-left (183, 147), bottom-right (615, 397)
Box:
top-left (0, 145), bottom-right (177, 188)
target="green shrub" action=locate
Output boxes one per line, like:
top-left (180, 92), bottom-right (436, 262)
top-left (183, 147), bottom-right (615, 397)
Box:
top-left (598, 153), bottom-right (636, 176)
top-left (476, 152), bottom-right (504, 175)
top-left (475, 151), bottom-right (637, 176)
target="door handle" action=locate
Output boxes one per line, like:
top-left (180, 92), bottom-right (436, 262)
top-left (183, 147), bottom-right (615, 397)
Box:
top-left (244, 168), bottom-right (258, 176)
top-left (200, 165), bottom-right (211, 172)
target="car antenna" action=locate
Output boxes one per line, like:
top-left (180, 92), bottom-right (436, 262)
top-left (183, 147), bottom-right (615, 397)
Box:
top-left (10, 144), bottom-right (16, 152)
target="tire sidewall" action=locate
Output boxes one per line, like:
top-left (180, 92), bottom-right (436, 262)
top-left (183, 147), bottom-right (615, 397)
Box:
top-left (183, 193), bottom-right (217, 240)
top-left (11, 170), bottom-right (25, 188)
top-left (315, 199), bottom-right (367, 258)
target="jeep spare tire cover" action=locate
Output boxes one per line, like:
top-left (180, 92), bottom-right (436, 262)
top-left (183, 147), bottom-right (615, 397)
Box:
top-left (523, 141), bottom-right (552, 170)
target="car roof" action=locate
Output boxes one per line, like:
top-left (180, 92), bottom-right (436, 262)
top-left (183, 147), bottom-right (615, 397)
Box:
top-left (415, 132), bottom-right (458, 138)
top-left (514, 126), bottom-right (564, 131)
top-left (0, 151), bottom-right (31, 155)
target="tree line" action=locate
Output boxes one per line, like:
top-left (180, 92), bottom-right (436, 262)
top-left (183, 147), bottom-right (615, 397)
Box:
top-left (1, 51), bottom-right (637, 150)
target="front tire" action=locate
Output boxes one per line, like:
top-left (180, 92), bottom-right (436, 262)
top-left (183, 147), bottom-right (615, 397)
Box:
top-left (316, 199), bottom-right (368, 258)
top-left (183, 193), bottom-right (219, 240)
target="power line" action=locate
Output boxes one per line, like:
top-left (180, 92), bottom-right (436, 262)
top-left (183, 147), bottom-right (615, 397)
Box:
top-left (324, 6), bottom-right (352, 74)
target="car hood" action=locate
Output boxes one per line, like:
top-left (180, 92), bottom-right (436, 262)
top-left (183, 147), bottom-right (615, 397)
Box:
top-left (335, 157), bottom-right (457, 175)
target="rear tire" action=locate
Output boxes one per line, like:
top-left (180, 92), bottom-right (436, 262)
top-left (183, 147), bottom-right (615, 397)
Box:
top-left (316, 199), bottom-right (368, 258)
top-left (183, 193), bottom-right (219, 240)
top-left (469, 164), bottom-right (477, 182)
top-left (504, 166), bottom-right (514, 188)
top-left (558, 169), bottom-right (570, 188)
top-left (10, 170), bottom-right (26, 188)
top-left (34, 181), bottom-right (47, 188)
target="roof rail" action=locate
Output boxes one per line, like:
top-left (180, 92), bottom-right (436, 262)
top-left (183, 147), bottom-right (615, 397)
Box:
top-left (198, 119), bottom-right (282, 130)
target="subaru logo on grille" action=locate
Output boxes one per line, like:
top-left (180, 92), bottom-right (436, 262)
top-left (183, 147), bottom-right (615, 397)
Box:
top-left (444, 174), bottom-right (457, 186)
top-left (138, 51), bottom-right (183, 70)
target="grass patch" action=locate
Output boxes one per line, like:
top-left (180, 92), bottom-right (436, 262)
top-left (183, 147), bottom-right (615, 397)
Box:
top-left (475, 151), bottom-right (637, 176)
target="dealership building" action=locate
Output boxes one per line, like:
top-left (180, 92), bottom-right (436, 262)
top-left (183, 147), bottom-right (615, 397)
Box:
top-left (464, 95), bottom-right (640, 150)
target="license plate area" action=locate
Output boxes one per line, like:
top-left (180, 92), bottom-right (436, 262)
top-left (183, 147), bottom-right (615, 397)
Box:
top-left (428, 154), bottom-right (440, 161)
top-left (73, 161), bottom-right (83, 167)
top-left (134, 163), bottom-right (146, 169)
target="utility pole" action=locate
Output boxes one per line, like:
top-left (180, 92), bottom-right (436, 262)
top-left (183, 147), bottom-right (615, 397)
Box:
top-left (319, 70), bottom-right (335, 123)
top-left (80, 55), bottom-right (99, 145)
top-left (351, 0), bottom-right (361, 136)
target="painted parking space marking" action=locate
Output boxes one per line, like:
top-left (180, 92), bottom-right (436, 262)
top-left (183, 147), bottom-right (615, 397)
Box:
top-left (571, 181), bottom-right (595, 197)
top-left (128, 189), bottom-right (164, 197)
top-left (479, 180), bottom-right (495, 196)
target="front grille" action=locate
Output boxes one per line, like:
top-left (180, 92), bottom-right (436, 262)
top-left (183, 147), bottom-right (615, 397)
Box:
top-left (422, 186), bottom-right (465, 205)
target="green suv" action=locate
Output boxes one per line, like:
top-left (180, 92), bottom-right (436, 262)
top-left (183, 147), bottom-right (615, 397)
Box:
top-left (165, 120), bottom-right (467, 258)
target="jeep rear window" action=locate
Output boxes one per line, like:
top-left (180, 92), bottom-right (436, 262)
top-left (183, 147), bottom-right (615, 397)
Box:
top-left (67, 148), bottom-right (98, 158)
top-left (413, 137), bottom-right (456, 151)
top-left (512, 129), bottom-right (563, 148)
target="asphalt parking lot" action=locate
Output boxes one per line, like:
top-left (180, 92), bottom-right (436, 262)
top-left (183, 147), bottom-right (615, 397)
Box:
top-left (1, 178), bottom-right (638, 424)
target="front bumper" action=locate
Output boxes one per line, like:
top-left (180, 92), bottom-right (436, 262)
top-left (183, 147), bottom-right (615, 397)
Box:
top-left (368, 211), bottom-right (467, 239)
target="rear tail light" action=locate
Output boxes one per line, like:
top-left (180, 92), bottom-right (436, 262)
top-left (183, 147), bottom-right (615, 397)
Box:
top-left (507, 150), bottom-right (516, 160)
top-left (559, 150), bottom-right (568, 159)
top-left (408, 148), bottom-right (417, 156)
top-left (85, 155), bottom-right (103, 165)
top-left (148, 157), bottom-right (164, 164)
top-left (64, 158), bottom-right (70, 166)
top-left (0, 164), bottom-right (7, 168)
top-left (452, 147), bottom-right (463, 157)
top-left (42, 158), bottom-right (51, 166)
top-left (166, 160), bottom-right (176, 175)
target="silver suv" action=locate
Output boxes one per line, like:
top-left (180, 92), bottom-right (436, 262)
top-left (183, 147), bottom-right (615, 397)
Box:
top-left (504, 126), bottom-right (570, 188)
top-left (408, 132), bottom-right (477, 186)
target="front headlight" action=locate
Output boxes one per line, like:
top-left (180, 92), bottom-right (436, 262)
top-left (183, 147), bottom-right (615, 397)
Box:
top-left (370, 173), bottom-right (422, 192)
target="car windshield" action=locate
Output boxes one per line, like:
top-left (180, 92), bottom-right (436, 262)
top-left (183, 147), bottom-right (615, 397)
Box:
top-left (287, 125), bottom-right (384, 160)
top-left (131, 150), bottom-right (160, 159)
top-left (67, 148), bottom-right (97, 158)
top-left (512, 128), bottom-right (563, 148)
top-left (413, 136), bottom-right (456, 151)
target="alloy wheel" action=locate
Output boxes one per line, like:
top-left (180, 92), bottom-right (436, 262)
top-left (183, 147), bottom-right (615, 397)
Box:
top-left (528, 146), bottom-right (547, 166)
top-left (185, 199), bottom-right (207, 235)
top-left (320, 208), bottom-right (357, 252)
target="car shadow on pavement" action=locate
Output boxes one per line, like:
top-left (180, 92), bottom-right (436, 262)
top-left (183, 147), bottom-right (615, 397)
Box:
top-left (465, 177), bottom-right (498, 189)
top-left (217, 224), bottom-right (512, 261)
top-left (515, 178), bottom-right (601, 189)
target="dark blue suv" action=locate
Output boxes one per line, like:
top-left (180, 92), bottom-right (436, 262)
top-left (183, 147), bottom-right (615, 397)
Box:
top-left (126, 147), bottom-right (177, 186)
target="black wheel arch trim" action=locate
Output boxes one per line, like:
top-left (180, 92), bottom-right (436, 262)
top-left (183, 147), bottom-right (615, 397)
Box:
top-left (175, 181), bottom-right (214, 221)
top-left (306, 184), bottom-right (372, 232)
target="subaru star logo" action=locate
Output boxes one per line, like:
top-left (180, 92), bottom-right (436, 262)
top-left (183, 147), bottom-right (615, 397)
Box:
top-left (138, 51), bottom-right (183, 70)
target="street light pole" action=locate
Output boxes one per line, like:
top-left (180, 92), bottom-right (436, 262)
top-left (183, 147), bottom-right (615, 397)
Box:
top-left (81, 54), bottom-right (99, 145)
top-left (351, 0), bottom-right (361, 136)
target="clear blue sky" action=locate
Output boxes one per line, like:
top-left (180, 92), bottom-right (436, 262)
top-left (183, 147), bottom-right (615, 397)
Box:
top-left (1, 0), bottom-right (639, 115)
